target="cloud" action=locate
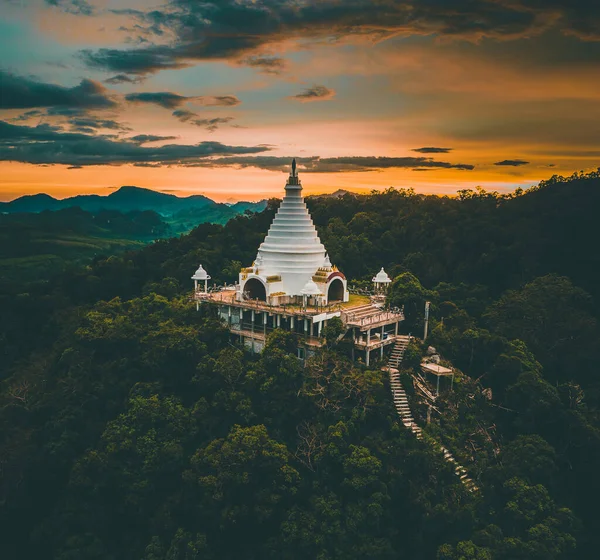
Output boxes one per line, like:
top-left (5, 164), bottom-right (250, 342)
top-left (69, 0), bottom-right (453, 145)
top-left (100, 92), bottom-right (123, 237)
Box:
top-left (79, 1), bottom-right (600, 79)
top-left (412, 147), bottom-right (453, 154)
top-left (67, 117), bottom-right (131, 133)
top-left (172, 109), bottom-right (196, 122)
top-left (45, 0), bottom-right (94, 16)
top-left (104, 74), bottom-right (145, 85)
top-left (129, 134), bottom-right (178, 144)
top-left (172, 110), bottom-right (234, 131)
top-left (11, 110), bottom-right (44, 122)
top-left (197, 95), bottom-right (241, 107)
top-left (0, 71), bottom-right (116, 110)
top-left (494, 159), bottom-right (530, 166)
top-left (185, 155), bottom-right (475, 173)
top-left (241, 55), bottom-right (287, 74)
top-left (81, 46), bottom-right (191, 76)
top-left (125, 91), bottom-right (189, 109)
top-left (189, 117), bottom-right (234, 132)
top-left (0, 120), bottom-right (269, 167)
top-left (291, 85), bottom-right (336, 102)
top-left (125, 91), bottom-right (240, 109)
top-left (46, 107), bottom-right (88, 117)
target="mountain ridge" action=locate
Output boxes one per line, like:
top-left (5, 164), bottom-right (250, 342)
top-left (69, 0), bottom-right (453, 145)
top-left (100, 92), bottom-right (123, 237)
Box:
top-left (0, 186), bottom-right (266, 216)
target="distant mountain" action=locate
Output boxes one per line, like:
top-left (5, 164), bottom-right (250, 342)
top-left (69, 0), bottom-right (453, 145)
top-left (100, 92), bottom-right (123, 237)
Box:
top-left (311, 189), bottom-right (356, 199)
top-left (1, 193), bottom-right (63, 213)
top-left (0, 186), bottom-right (265, 217)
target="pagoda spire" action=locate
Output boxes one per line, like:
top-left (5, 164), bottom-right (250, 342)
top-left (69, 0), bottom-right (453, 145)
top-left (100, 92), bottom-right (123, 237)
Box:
top-left (291, 158), bottom-right (297, 177)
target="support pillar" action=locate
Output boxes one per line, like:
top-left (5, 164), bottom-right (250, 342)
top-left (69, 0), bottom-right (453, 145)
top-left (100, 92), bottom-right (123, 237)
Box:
top-left (366, 349), bottom-right (370, 367)
top-left (394, 321), bottom-right (399, 336)
top-left (251, 310), bottom-right (255, 353)
top-left (317, 321), bottom-right (322, 337)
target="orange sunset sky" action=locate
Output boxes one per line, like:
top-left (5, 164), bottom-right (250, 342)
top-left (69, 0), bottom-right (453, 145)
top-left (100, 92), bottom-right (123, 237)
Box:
top-left (1, 0), bottom-right (600, 202)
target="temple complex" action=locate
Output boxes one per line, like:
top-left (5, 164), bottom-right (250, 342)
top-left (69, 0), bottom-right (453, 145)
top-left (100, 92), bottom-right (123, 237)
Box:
top-left (192, 161), bottom-right (404, 365)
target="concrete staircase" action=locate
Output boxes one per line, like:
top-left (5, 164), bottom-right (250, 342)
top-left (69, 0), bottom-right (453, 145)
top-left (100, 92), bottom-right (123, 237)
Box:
top-left (388, 335), bottom-right (411, 369)
top-left (390, 368), bottom-right (422, 439)
top-left (386, 337), bottom-right (478, 493)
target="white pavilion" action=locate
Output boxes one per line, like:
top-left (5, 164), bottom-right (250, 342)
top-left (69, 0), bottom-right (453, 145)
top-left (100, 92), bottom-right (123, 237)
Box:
top-left (237, 159), bottom-right (349, 306)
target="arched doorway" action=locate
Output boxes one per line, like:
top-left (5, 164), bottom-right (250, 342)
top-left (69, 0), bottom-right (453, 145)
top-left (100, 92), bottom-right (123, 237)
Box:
top-left (327, 278), bottom-right (344, 303)
top-left (244, 277), bottom-right (267, 301)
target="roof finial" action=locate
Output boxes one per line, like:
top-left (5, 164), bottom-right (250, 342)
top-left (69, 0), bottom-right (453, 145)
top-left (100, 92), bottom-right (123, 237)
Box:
top-left (291, 158), bottom-right (297, 177)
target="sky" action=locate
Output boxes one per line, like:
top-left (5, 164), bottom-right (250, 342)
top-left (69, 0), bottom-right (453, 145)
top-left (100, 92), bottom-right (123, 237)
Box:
top-left (1, 0), bottom-right (599, 202)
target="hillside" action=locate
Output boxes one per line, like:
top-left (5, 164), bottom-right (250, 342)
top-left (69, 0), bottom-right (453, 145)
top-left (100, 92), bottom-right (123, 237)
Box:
top-left (1, 170), bottom-right (600, 559)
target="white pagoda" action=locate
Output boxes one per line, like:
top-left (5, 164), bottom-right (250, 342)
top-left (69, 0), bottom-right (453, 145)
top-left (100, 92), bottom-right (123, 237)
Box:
top-left (237, 159), bottom-right (349, 306)
top-left (192, 161), bottom-right (404, 364)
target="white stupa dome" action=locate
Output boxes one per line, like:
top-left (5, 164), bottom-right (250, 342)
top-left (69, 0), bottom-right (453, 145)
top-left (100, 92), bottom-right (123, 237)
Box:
top-left (192, 264), bottom-right (210, 280)
top-left (253, 163), bottom-right (326, 294)
top-left (372, 267), bottom-right (391, 283)
top-left (301, 279), bottom-right (323, 296)
top-left (323, 253), bottom-right (332, 268)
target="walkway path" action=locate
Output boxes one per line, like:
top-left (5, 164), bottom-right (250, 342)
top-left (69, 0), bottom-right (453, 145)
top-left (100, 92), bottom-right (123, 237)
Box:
top-left (387, 336), bottom-right (478, 492)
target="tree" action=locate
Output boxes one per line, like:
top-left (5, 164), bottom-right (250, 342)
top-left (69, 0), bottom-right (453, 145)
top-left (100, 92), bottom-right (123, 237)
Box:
top-left (322, 316), bottom-right (345, 346)
top-left (485, 275), bottom-right (599, 386)
top-left (387, 272), bottom-right (437, 332)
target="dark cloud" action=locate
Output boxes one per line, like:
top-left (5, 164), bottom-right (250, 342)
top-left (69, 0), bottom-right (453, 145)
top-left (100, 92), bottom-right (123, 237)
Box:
top-left (11, 110), bottom-right (44, 122)
top-left (189, 117), bottom-right (234, 132)
top-left (172, 109), bottom-right (197, 122)
top-left (412, 147), bottom-right (453, 154)
top-left (185, 155), bottom-right (474, 173)
top-left (125, 91), bottom-right (189, 109)
top-left (172, 109), bottom-right (233, 131)
top-left (129, 134), bottom-right (178, 144)
top-left (197, 95), bottom-right (241, 107)
top-left (46, 107), bottom-right (88, 117)
top-left (0, 120), bottom-right (269, 167)
top-left (494, 159), bottom-right (530, 166)
top-left (80, 1), bottom-right (600, 78)
top-left (67, 117), bottom-right (131, 133)
top-left (104, 74), bottom-right (145, 85)
top-left (1, 71), bottom-right (116, 110)
top-left (125, 91), bottom-right (240, 109)
top-left (81, 46), bottom-right (191, 76)
top-left (241, 55), bottom-right (287, 74)
top-left (45, 0), bottom-right (94, 16)
top-left (291, 85), bottom-right (336, 102)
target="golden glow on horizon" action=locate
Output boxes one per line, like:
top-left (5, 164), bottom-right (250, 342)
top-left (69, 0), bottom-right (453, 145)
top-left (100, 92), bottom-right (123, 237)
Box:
top-left (0, 158), bottom-right (587, 203)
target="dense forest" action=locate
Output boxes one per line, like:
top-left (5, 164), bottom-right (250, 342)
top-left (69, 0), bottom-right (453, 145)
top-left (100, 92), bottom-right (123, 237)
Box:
top-left (1, 170), bottom-right (599, 559)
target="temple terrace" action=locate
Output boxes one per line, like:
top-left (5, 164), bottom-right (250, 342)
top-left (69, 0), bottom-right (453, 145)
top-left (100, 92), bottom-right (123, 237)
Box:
top-left (192, 161), bottom-right (404, 365)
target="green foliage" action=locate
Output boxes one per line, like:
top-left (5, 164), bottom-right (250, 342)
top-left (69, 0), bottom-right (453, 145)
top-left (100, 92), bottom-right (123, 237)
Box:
top-left (387, 272), bottom-right (437, 332)
top-left (402, 339), bottom-right (423, 370)
top-left (322, 316), bottom-right (345, 345)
